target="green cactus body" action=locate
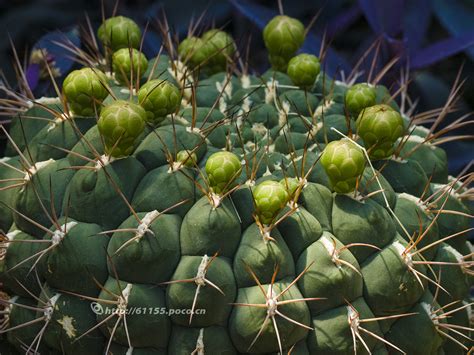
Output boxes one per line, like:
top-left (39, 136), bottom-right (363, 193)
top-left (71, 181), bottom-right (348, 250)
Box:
top-left (1, 12), bottom-right (472, 355)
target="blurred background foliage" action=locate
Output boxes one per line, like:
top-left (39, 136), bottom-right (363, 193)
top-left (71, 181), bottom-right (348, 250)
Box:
top-left (0, 0), bottom-right (473, 172)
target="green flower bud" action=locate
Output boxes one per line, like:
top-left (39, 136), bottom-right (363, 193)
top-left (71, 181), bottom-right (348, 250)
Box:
top-left (176, 150), bottom-right (197, 167)
top-left (178, 37), bottom-right (211, 69)
top-left (201, 29), bottom-right (236, 73)
top-left (62, 68), bottom-right (109, 116)
top-left (97, 100), bottom-right (146, 157)
top-left (205, 151), bottom-right (242, 194)
top-left (320, 139), bottom-right (365, 194)
top-left (279, 177), bottom-right (300, 198)
top-left (345, 83), bottom-right (377, 117)
top-left (138, 80), bottom-right (181, 125)
top-left (287, 54), bottom-right (320, 88)
top-left (253, 180), bottom-right (289, 225)
top-left (112, 48), bottom-right (148, 85)
top-left (97, 16), bottom-right (141, 51)
top-left (263, 15), bottom-right (305, 71)
top-left (357, 104), bottom-right (405, 160)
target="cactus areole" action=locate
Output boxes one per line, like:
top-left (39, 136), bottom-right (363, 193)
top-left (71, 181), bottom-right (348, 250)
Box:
top-left (0, 11), bottom-right (472, 355)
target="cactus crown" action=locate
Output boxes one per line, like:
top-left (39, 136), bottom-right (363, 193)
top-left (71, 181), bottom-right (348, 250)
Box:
top-left (0, 9), bottom-right (472, 355)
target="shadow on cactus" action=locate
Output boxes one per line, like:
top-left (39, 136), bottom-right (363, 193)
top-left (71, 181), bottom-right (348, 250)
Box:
top-left (0, 3), bottom-right (473, 355)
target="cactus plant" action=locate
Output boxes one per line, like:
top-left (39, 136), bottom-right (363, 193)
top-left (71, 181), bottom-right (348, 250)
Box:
top-left (0, 10), bottom-right (472, 355)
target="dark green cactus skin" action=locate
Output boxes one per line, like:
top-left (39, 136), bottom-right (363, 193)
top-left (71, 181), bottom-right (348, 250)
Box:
top-left (0, 13), bottom-right (472, 355)
top-left (97, 16), bottom-right (142, 51)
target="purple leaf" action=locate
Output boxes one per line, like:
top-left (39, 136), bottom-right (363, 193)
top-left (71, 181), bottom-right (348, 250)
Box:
top-left (326, 4), bottom-right (362, 38)
top-left (432, 0), bottom-right (474, 59)
top-left (357, 0), bottom-right (405, 36)
top-left (25, 63), bottom-right (40, 90)
top-left (411, 30), bottom-right (474, 69)
top-left (32, 28), bottom-right (81, 78)
top-left (403, 0), bottom-right (432, 53)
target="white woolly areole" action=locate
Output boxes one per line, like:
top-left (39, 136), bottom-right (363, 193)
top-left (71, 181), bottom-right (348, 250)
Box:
top-left (216, 80), bottom-right (233, 100)
top-left (245, 179), bottom-right (255, 187)
top-left (172, 115), bottom-right (189, 126)
top-left (265, 79), bottom-right (279, 104)
top-left (47, 112), bottom-right (70, 132)
top-left (263, 167), bottom-right (272, 177)
top-left (120, 88), bottom-right (137, 95)
top-left (24, 159), bottom-right (55, 181)
top-left (0, 157), bottom-right (11, 164)
top-left (266, 288), bottom-right (278, 317)
top-left (7, 295), bottom-right (18, 313)
top-left (398, 193), bottom-right (426, 210)
top-left (443, 244), bottom-right (465, 266)
top-left (237, 96), bottom-right (253, 121)
top-left (278, 101), bottom-right (291, 129)
top-left (251, 122), bottom-right (267, 136)
top-left (241, 75), bottom-right (251, 89)
top-left (310, 122), bottom-right (324, 136)
top-left (58, 315), bottom-right (77, 338)
top-left (95, 154), bottom-right (115, 170)
top-left (347, 306), bottom-right (360, 330)
top-left (45, 293), bottom-right (61, 321)
top-left (420, 302), bottom-right (437, 324)
top-left (390, 155), bottom-right (408, 163)
top-left (186, 126), bottom-right (205, 137)
top-left (125, 347), bottom-right (134, 355)
top-left (195, 328), bottom-right (205, 355)
top-left (195, 255), bottom-right (210, 286)
top-left (405, 134), bottom-right (426, 144)
top-left (334, 80), bottom-right (349, 88)
top-left (122, 284), bottom-right (133, 302)
top-left (1, 231), bottom-right (20, 259)
top-left (431, 183), bottom-right (459, 198)
top-left (135, 210), bottom-right (159, 239)
top-left (35, 97), bottom-right (61, 105)
top-left (52, 221), bottom-right (78, 245)
top-left (314, 100), bottom-right (334, 118)
top-left (320, 235), bottom-right (339, 266)
top-left (393, 240), bottom-right (413, 267)
top-left (6, 230), bottom-right (21, 241)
